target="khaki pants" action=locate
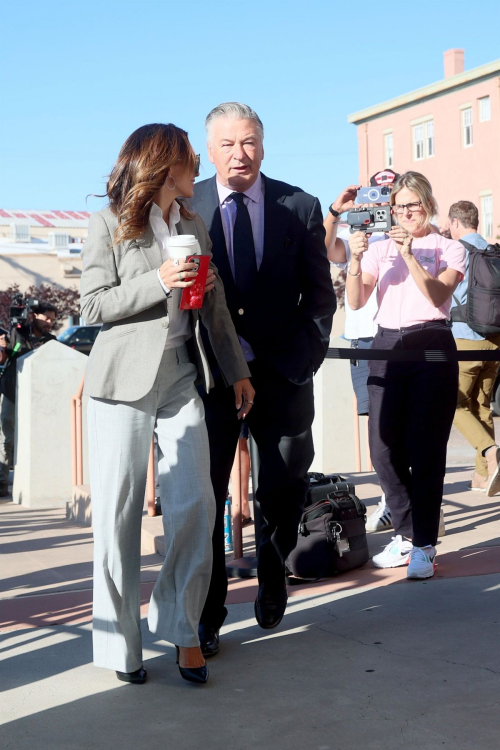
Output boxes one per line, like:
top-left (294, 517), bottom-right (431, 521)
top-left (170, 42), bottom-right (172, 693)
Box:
top-left (453, 337), bottom-right (500, 477)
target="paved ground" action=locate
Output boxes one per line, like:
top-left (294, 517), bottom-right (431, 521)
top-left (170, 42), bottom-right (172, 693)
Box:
top-left (1, 426), bottom-right (500, 749)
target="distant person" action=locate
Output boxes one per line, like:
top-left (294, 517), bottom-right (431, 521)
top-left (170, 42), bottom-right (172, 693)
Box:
top-left (230, 421), bottom-right (252, 526)
top-left (448, 200), bottom-right (500, 495)
top-left (0, 327), bottom-right (9, 497)
top-left (192, 102), bottom-right (336, 656)
top-left (0, 307), bottom-right (57, 496)
top-left (347, 172), bottom-right (465, 579)
top-left (325, 170), bottom-right (399, 532)
top-left (81, 123), bottom-right (254, 686)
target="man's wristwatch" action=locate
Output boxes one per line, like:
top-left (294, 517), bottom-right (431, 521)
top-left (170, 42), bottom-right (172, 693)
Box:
top-left (329, 206), bottom-right (341, 218)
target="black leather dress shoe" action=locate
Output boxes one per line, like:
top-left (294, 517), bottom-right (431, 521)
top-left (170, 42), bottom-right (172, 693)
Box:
top-left (254, 584), bottom-right (288, 629)
top-left (198, 624), bottom-right (220, 658)
top-left (115, 666), bottom-right (147, 684)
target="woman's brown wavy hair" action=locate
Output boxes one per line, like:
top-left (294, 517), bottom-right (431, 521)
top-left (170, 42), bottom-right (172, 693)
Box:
top-left (107, 123), bottom-right (196, 244)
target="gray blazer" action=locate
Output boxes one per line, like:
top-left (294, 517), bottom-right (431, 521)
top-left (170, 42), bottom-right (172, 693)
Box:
top-left (80, 206), bottom-right (250, 402)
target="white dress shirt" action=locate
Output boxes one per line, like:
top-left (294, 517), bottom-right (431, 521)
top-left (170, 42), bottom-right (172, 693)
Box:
top-left (216, 173), bottom-right (265, 361)
top-left (331, 229), bottom-right (386, 340)
top-left (150, 201), bottom-right (192, 350)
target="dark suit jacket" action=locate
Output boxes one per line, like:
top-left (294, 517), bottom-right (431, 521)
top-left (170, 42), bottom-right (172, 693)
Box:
top-left (192, 174), bottom-right (336, 385)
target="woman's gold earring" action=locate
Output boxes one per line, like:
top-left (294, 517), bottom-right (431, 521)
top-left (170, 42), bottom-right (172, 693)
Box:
top-left (166, 175), bottom-right (176, 191)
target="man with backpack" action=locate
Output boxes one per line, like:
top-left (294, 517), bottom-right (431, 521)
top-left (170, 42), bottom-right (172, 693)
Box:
top-left (449, 201), bottom-right (500, 496)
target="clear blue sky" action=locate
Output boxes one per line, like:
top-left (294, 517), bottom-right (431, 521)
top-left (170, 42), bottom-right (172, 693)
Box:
top-left (1, 0), bottom-right (499, 215)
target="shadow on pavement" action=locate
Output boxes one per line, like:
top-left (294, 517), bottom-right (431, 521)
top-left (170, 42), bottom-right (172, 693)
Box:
top-left (1, 575), bottom-right (500, 750)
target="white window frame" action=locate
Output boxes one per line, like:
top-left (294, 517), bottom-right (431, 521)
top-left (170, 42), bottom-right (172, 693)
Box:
top-left (384, 132), bottom-right (394, 168)
top-left (412, 118), bottom-right (434, 160)
top-left (481, 194), bottom-right (493, 238)
top-left (462, 107), bottom-right (473, 148)
top-left (413, 124), bottom-right (424, 161)
top-left (425, 120), bottom-right (434, 157)
top-left (479, 96), bottom-right (491, 123)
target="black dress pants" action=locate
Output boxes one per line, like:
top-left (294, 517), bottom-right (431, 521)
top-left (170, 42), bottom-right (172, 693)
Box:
top-left (367, 322), bottom-right (458, 548)
top-left (200, 359), bottom-right (315, 629)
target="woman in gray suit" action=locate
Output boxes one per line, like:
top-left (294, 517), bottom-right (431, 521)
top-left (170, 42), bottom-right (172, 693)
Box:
top-left (81, 123), bottom-right (254, 685)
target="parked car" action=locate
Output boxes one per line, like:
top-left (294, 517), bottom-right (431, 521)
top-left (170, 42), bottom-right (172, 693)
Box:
top-left (57, 325), bottom-right (101, 355)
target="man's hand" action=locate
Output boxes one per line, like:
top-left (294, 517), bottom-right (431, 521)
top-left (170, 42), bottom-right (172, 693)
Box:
top-left (159, 259), bottom-right (199, 289)
top-left (331, 185), bottom-right (361, 214)
top-left (205, 269), bottom-right (216, 293)
top-left (233, 378), bottom-right (255, 420)
top-left (348, 231), bottom-right (370, 262)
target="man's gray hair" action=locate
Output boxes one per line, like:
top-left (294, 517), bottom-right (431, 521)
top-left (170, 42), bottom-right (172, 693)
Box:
top-left (205, 102), bottom-right (264, 143)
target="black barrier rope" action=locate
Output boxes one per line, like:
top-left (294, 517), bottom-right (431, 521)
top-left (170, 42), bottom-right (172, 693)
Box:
top-left (326, 348), bottom-right (500, 362)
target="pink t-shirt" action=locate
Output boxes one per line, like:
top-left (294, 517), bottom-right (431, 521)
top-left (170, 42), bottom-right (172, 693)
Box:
top-left (361, 234), bottom-right (466, 329)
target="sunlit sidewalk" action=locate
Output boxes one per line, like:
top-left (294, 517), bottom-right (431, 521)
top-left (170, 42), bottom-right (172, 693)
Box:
top-left (1, 427), bottom-right (500, 749)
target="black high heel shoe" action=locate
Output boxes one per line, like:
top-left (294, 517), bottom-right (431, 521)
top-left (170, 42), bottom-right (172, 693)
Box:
top-left (115, 666), bottom-right (147, 684)
top-left (175, 646), bottom-right (209, 684)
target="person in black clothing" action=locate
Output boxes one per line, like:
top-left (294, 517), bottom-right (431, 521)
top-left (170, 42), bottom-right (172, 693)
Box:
top-left (0, 304), bottom-right (57, 495)
top-left (192, 102), bottom-right (336, 655)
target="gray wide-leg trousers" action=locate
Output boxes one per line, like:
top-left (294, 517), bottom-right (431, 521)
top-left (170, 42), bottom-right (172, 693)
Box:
top-left (88, 345), bottom-right (215, 673)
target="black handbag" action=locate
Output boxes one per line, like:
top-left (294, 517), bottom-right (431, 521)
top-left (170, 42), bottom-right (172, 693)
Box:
top-left (307, 472), bottom-right (355, 506)
top-left (287, 489), bottom-right (369, 581)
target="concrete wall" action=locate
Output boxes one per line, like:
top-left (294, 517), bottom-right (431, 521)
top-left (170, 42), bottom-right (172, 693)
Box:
top-left (0, 253), bottom-right (82, 292)
top-left (310, 336), bottom-right (371, 474)
top-left (13, 340), bottom-right (87, 509)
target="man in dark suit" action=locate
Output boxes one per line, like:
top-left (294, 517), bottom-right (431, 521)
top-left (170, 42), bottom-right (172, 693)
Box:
top-left (192, 102), bottom-right (336, 656)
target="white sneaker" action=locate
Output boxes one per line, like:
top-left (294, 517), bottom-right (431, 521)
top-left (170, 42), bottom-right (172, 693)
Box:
top-left (366, 494), bottom-right (393, 532)
top-left (438, 507), bottom-right (445, 538)
top-left (407, 546), bottom-right (436, 579)
top-left (372, 535), bottom-right (413, 569)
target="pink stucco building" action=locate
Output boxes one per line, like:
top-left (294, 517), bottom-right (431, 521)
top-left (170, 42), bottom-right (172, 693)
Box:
top-left (348, 50), bottom-right (500, 240)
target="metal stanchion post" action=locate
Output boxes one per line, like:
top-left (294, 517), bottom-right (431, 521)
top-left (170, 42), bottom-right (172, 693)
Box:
top-left (231, 441), bottom-right (243, 560)
top-left (353, 393), bottom-right (362, 472)
top-left (225, 431), bottom-right (262, 578)
top-left (146, 438), bottom-right (157, 517)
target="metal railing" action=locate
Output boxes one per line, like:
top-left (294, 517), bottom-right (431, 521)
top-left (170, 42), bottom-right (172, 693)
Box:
top-left (70, 380), bottom-right (158, 516)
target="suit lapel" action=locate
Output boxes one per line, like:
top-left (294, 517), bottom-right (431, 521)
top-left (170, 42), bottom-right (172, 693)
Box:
top-left (130, 222), bottom-right (163, 271)
top-left (260, 174), bottom-right (291, 277)
top-left (195, 177), bottom-right (236, 298)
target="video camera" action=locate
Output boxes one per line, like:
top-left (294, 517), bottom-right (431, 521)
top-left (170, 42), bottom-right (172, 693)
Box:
top-left (347, 205), bottom-right (393, 234)
top-left (9, 293), bottom-right (41, 327)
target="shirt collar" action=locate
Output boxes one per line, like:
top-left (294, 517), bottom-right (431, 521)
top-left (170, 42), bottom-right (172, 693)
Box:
top-left (461, 232), bottom-right (483, 243)
top-left (216, 172), bottom-right (263, 206)
top-left (150, 200), bottom-right (181, 229)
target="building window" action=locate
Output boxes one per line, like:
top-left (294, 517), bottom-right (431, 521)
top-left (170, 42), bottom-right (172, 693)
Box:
top-left (412, 120), bottom-right (433, 160)
top-left (479, 96), bottom-right (491, 122)
top-left (413, 124), bottom-right (424, 160)
top-left (462, 107), bottom-right (473, 147)
top-left (384, 132), bottom-right (394, 167)
top-left (426, 120), bottom-right (434, 157)
top-left (481, 194), bottom-right (493, 238)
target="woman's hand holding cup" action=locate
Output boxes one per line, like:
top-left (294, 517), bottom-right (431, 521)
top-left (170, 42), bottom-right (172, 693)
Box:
top-left (159, 258), bottom-right (198, 289)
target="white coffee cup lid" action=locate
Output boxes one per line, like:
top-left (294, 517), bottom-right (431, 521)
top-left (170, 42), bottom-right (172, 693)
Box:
top-left (167, 235), bottom-right (198, 246)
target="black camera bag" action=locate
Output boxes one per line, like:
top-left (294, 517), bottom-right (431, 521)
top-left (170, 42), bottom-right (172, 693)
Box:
top-left (307, 472), bottom-right (355, 506)
top-left (287, 489), bottom-right (368, 581)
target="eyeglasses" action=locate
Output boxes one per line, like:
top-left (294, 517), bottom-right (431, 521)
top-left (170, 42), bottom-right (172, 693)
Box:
top-left (393, 201), bottom-right (422, 214)
top-left (194, 154), bottom-right (200, 177)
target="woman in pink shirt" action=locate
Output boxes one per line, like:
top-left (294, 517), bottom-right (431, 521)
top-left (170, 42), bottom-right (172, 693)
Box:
top-left (347, 171), bottom-right (465, 579)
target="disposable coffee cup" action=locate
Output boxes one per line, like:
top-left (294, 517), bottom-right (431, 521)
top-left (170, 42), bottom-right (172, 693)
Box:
top-left (167, 234), bottom-right (201, 261)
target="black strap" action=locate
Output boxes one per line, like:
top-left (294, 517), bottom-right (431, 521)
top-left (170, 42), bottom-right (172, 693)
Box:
top-left (326, 348), bottom-right (500, 362)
